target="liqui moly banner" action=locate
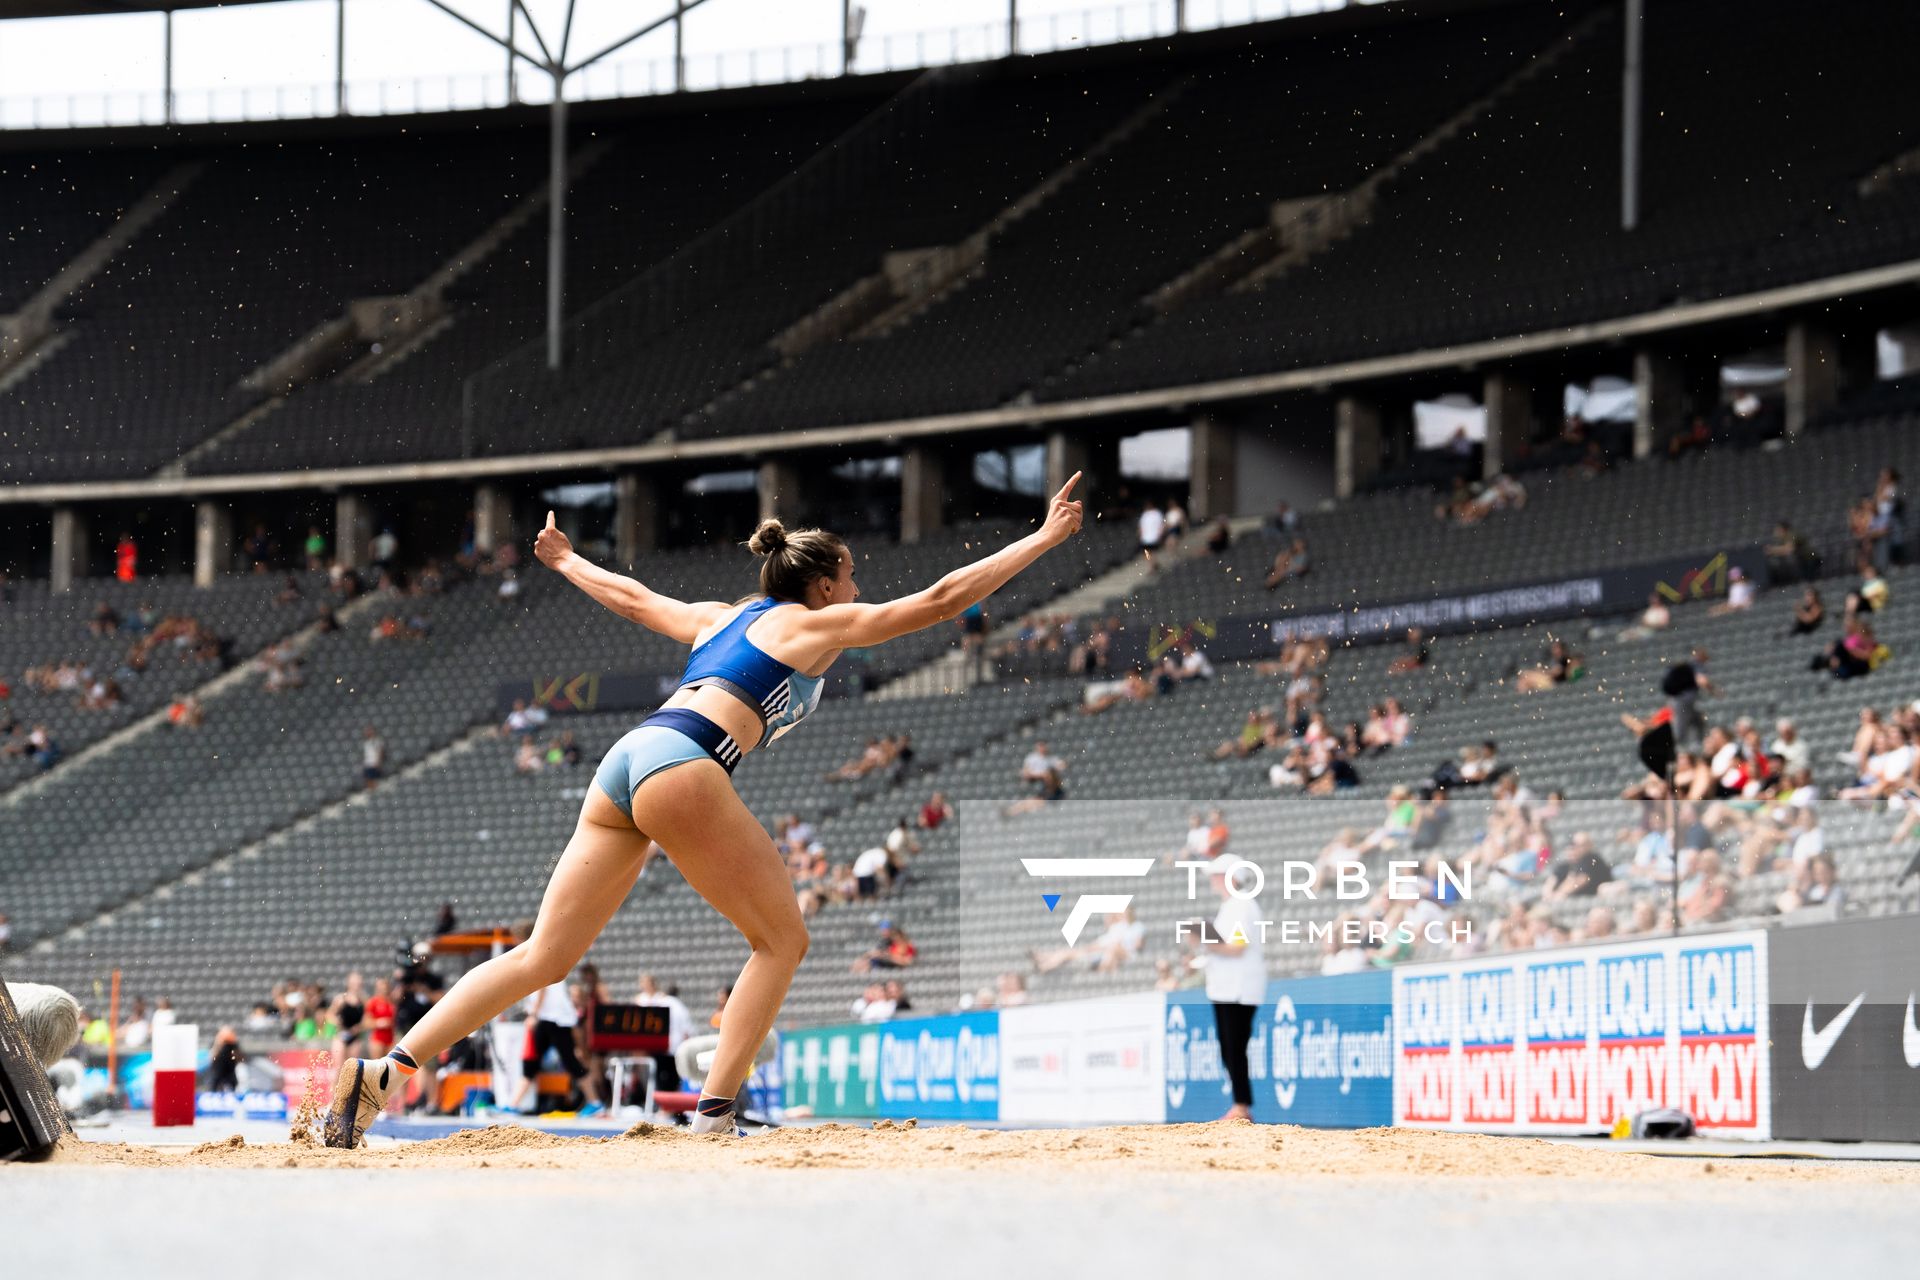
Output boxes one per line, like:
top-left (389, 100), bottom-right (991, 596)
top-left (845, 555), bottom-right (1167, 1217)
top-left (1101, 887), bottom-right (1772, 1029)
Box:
top-left (1392, 931), bottom-right (1770, 1138)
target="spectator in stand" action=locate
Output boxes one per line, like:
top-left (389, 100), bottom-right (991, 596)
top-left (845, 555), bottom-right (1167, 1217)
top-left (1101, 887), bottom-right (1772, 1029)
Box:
top-left (1006, 741), bottom-right (1066, 816)
top-left (1680, 849), bottom-right (1732, 924)
top-left (514, 735), bottom-right (545, 775)
top-left (1615, 591), bottom-right (1673, 643)
top-left (957, 601), bottom-right (989, 669)
top-left (1814, 615), bottom-right (1883, 680)
top-left (1388, 627), bottom-right (1431, 675)
top-left (304, 526), bottom-right (329, 570)
top-left (884, 816), bottom-right (921, 880)
top-left (996, 972), bottom-right (1030, 1007)
top-left (1766, 521), bottom-right (1819, 586)
top-left (917, 791), bottom-right (953, 830)
top-left (1264, 501), bottom-right (1299, 536)
top-left (1516, 639), bottom-right (1584, 693)
top-left (1263, 537), bottom-right (1312, 590)
top-left (359, 725), bottom-right (388, 790)
top-left (1732, 772), bottom-right (1820, 876)
top-left (851, 845), bottom-right (891, 899)
top-left (1172, 641), bottom-right (1214, 687)
top-left (1169, 812), bottom-right (1212, 866)
top-left (1839, 707), bottom-right (1883, 774)
top-left (1137, 500), bottom-right (1167, 568)
top-left (1359, 786), bottom-right (1420, 853)
top-left (1083, 666), bottom-right (1155, 715)
top-left (1839, 726), bottom-right (1916, 804)
top-left (1163, 500), bottom-right (1187, 552)
top-left (1541, 833), bottom-right (1614, 900)
top-left (1876, 466), bottom-right (1907, 567)
top-left (115, 532), bottom-right (138, 583)
top-left (1204, 516), bottom-right (1233, 555)
top-left (1786, 586), bottom-right (1825, 637)
top-left (1577, 905), bottom-right (1618, 943)
top-left (1777, 852), bottom-right (1844, 914)
top-left (87, 599), bottom-right (121, 637)
top-left (501, 698), bottom-right (550, 737)
top-left (1662, 648), bottom-right (1714, 750)
top-left (546, 731), bottom-right (581, 769)
top-left (1625, 812), bottom-right (1676, 885)
top-left (1202, 809), bottom-right (1231, 859)
top-left (1284, 671), bottom-right (1324, 730)
top-left (23, 724), bottom-right (60, 771)
top-left (369, 527), bottom-right (399, 576)
top-left (851, 983), bottom-right (897, 1024)
top-left (1031, 907), bottom-right (1143, 974)
top-left (1708, 567), bottom-right (1757, 616)
top-left (165, 694), bottom-right (205, 729)
top-left (1067, 615), bottom-right (1118, 677)
top-left (851, 922), bottom-right (918, 974)
top-left (0, 911), bottom-right (10, 954)
top-left (1409, 788), bottom-right (1453, 853)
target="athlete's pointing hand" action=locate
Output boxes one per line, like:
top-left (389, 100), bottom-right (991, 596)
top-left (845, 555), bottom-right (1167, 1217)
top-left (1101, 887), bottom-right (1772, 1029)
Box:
top-left (534, 509), bottom-right (574, 570)
top-left (1040, 471), bottom-right (1085, 547)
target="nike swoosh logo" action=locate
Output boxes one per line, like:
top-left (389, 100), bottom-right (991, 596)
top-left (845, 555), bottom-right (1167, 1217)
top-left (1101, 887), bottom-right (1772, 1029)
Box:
top-left (1801, 994), bottom-right (1866, 1070)
top-left (1905, 994), bottom-right (1920, 1070)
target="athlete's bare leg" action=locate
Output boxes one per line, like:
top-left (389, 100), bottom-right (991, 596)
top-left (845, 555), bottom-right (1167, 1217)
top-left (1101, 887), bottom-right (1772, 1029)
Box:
top-left (396, 790), bottom-right (651, 1064)
top-left (629, 759), bottom-right (809, 1107)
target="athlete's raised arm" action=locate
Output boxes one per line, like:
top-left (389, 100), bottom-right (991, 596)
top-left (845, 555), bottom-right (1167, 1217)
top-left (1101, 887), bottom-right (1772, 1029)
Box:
top-left (801, 473), bottom-right (1085, 650)
top-left (533, 510), bottom-right (729, 645)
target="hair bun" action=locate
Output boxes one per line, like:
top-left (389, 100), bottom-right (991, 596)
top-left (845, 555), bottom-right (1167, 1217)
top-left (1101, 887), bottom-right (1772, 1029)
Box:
top-left (747, 519), bottom-right (789, 557)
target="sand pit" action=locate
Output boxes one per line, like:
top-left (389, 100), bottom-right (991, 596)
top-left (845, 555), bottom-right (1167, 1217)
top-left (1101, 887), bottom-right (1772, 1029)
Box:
top-left (15, 1121), bottom-right (1920, 1277)
top-left (37, 1118), bottom-right (1920, 1185)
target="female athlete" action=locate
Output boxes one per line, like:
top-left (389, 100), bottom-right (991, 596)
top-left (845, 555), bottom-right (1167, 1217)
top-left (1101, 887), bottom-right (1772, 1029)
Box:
top-left (325, 474), bottom-right (1085, 1144)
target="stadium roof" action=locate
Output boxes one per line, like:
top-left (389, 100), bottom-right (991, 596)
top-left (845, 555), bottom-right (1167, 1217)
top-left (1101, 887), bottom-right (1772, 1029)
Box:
top-left (0, 1), bottom-right (279, 17)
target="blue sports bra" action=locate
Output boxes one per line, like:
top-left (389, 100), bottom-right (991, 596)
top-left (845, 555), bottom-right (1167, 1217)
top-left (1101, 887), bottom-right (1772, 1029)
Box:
top-left (679, 596), bottom-right (824, 748)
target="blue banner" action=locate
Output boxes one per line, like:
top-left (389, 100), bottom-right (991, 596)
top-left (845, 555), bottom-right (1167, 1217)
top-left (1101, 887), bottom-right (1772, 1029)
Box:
top-left (1166, 972), bottom-right (1393, 1127)
top-left (876, 1011), bottom-right (1000, 1121)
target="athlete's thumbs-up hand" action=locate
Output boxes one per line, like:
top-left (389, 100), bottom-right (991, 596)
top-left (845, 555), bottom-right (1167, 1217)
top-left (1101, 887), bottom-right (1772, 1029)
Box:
top-left (534, 510), bottom-right (573, 570)
top-left (1041, 471), bottom-right (1085, 547)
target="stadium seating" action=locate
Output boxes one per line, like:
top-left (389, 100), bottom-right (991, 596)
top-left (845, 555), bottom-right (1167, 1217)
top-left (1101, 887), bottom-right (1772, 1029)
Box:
top-left (187, 93), bottom-right (880, 474)
top-left (686, 3), bottom-right (1575, 436)
top-left (1, 133), bottom-right (545, 482)
top-left (0, 572), bottom-right (305, 790)
top-left (0, 148), bottom-right (176, 314)
top-left (1053, 0), bottom-right (1920, 401)
top-left (11, 399), bottom-right (1920, 1026)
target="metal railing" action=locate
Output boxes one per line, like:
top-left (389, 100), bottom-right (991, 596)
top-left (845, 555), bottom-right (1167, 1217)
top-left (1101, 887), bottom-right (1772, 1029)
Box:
top-left (0, 1), bottom-right (1387, 131)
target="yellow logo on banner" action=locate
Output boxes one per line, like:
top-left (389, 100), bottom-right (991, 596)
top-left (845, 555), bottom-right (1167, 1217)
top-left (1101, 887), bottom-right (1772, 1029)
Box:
top-left (1654, 552), bottom-right (1729, 603)
top-left (1147, 618), bottom-right (1217, 661)
top-left (532, 673), bottom-right (600, 711)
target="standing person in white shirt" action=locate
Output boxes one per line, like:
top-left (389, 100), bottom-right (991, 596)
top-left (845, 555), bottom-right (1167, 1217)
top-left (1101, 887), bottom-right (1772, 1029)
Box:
top-left (636, 972), bottom-right (693, 1093)
top-left (510, 976), bottom-right (598, 1114)
top-left (1163, 501), bottom-right (1187, 553)
top-left (1201, 856), bottom-right (1267, 1121)
top-left (1137, 501), bottom-right (1167, 568)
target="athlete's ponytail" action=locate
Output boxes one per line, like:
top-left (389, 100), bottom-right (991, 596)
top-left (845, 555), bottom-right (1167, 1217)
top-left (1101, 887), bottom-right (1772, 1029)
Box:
top-left (748, 519), bottom-right (847, 602)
